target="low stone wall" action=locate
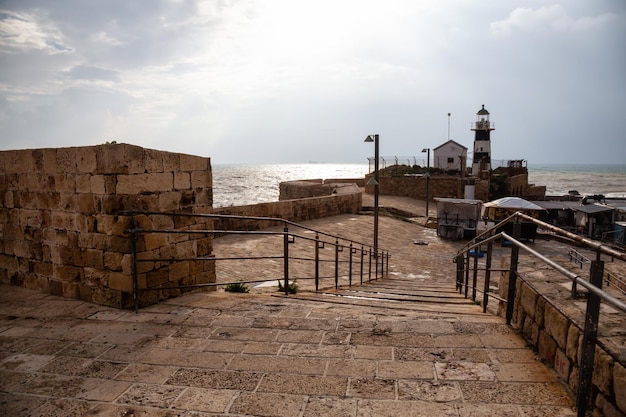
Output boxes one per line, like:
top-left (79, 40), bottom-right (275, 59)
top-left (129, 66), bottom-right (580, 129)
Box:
top-left (499, 273), bottom-right (626, 416)
top-left (365, 175), bottom-right (465, 200)
top-left (214, 185), bottom-right (362, 231)
top-left (279, 179), bottom-right (366, 200)
top-left (0, 144), bottom-right (215, 308)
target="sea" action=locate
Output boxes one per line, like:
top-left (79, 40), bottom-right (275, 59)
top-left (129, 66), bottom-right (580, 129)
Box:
top-left (212, 163), bottom-right (626, 208)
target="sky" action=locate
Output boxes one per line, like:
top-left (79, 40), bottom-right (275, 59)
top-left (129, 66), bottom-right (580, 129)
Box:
top-left (0, 1), bottom-right (625, 165)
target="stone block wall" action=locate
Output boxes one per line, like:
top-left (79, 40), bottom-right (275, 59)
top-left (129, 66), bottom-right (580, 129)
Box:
top-left (365, 175), bottom-right (464, 201)
top-left (214, 185), bottom-right (362, 232)
top-left (279, 180), bottom-right (364, 201)
top-left (499, 274), bottom-right (625, 416)
top-left (0, 144), bottom-right (215, 308)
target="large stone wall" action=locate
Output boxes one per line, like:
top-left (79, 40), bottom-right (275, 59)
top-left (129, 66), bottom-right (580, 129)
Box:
top-left (0, 144), bottom-right (215, 308)
top-left (499, 274), bottom-right (625, 417)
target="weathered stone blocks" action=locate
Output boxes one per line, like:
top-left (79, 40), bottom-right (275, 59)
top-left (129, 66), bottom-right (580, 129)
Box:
top-left (1, 144), bottom-right (215, 309)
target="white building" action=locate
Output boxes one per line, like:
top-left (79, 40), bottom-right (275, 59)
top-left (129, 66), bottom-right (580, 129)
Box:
top-left (433, 140), bottom-right (467, 172)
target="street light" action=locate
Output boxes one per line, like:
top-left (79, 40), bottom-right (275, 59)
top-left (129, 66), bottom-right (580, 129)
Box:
top-left (421, 147), bottom-right (430, 219)
top-left (364, 134), bottom-right (379, 257)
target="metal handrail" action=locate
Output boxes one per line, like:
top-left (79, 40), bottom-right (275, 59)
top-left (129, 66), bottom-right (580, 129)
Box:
top-left (124, 210), bottom-right (390, 310)
top-left (455, 213), bottom-right (626, 417)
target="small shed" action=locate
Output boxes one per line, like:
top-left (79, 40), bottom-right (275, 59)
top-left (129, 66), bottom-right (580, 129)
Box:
top-left (433, 140), bottom-right (467, 172)
top-left (573, 203), bottom-right (615, 238)
top-left (435, 198), bottom-right (482, 240)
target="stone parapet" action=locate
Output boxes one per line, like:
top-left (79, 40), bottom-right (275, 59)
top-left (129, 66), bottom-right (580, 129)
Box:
top-left (499, 275), bottom-right (625, 417)
top-left (0, 144), bottom-right (215, 308)
top-left (214, 185), bottom-right (362, 232)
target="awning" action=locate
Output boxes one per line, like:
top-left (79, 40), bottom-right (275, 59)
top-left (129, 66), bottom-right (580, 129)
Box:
top-left (483, 197), bottom-right (544, 211)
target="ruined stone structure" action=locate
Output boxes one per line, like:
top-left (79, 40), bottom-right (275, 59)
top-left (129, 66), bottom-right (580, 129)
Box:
top-left (0, 144), bottom-right (215, 308)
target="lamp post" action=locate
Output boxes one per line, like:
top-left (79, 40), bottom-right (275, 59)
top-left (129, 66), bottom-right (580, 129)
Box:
top-left (421, 147), bottom-right (430, 219)
top-left (364, 134), bottom-right (379, 257)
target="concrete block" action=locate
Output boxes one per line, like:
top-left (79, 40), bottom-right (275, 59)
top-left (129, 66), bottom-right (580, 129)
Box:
top-left (104, 251), bottom-right (124, 271)
top-left (75, 174), bottom-right (91, 193)
top-left (180, 154), bottom-right (209, 171)
top-left (42, 148), bottom-right (58, 174)
top-left (169, 261), bottom-right (190, 281)
top-left (535, 295), bottom-right (546, 327)
top-left (53, 264), bottom-right (83, 282)
top-left (543, 304), bottom-right (569, 350)
top-left (174, 172), bottom-right (190, 190)
top-left (191, 170), bottom-right (211, 189)
top-left (76, 147), bottom-right (97, 173)
top-left (90, 175), bottom-right (107, 194)
top-left (147, 268), bottom-right (169, 287)
top-left (92, 287), bottom-right (123, 308)
top-left (56, 147), bottom-right (77, 173)
top-left (158, 191), bottom-right (181, 211)
top-left (60, 193), bottom-right (78, 211)
top-left (62, 281), bottom-right (80, 299)
top-left (108, 271), bottom-right (133, 293)
top-left (554, 348), bottom-right (571, 382)
top-left (175, 240), bottom-right (197, 259)
top-left (145, 233), bottom-right (169, 251)
top-left (78, 194), bottom-right (96, 214)
top-left (95, 143), bottom-right (145, 175)
top-left (566, 325), bottom-right (581, 363)
top-left (116, 173), bottom-right (174, 194)
top-left (592, 349), bottom-right (614, 398)
top-left (162, 152), bottom-right (181, 171)
top-left (538, 330), bottom-right (557, 366)
top-left (144, 149), bottom-right (164, 172)
top-left (55, 174), bottom-right (76, 193)
top-left (614, 362), bottom-right (626, 414)
top-left (80, 248), bottom-right (104, 269)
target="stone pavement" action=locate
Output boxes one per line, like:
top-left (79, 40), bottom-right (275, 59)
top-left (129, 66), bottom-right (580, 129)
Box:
top-left (0, 195), bottom-right (577, 416)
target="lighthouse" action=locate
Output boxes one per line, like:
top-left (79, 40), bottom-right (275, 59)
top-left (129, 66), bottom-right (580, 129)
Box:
top-left (471, 104), bottom-right (494, 177)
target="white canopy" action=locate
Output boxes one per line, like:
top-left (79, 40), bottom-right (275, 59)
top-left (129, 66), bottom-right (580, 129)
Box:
top-left (483, 197), bottom-right (544, 211)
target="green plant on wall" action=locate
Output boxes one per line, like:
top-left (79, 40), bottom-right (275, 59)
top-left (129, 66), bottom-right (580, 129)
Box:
top-left (224, 282), bottom-right (249, 293)
top-left (277, 280), bottom-right (298, 294)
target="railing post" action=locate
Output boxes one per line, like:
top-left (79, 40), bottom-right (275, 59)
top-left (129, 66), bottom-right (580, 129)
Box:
top-left (576, 257), bottom-right (604, 417)
top-left (375, 249), bottom-right (379, 280)
top-left (385, 251), bottom-right (389, 277)
top-left (483, 241), bottom-right (493, 313)
top-left (464, 253), bottom-right (470, 298)
top-left (283, 225), bottom-right (289, 296)
top-left (506, 222), bottom-right (521, 325)
top-left (472, 245), bottom-right (479, 301)
top-left (130, 215), bottom-right (139, 313)
top-left (360, 246), bottom-right (365, 285)
top-left (315, 233), bottom-right (320, 292)
top-left (335, 238), bottom-right (339, 289)
top-left (349, 243), bottom-right (354, 287)
top-left (368, 248), bottom-right (372, 282)
top-left (455, 254), bottom-right (464, 293)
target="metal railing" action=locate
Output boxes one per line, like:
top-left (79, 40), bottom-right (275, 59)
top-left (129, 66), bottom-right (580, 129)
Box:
top-left (124, 210), bottom-right (389, 310)
top-left (455, 212), bottom-right (626, 417)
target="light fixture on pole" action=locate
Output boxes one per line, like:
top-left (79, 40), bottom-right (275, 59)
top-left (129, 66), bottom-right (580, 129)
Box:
top-left (364, 134), bottom-right (379, 257)
top-left (421, 147), bottom-right (430, 219)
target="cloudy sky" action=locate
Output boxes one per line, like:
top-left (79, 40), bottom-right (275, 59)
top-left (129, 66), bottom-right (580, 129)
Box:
top-left (1, 0), bottom-right (624, 165)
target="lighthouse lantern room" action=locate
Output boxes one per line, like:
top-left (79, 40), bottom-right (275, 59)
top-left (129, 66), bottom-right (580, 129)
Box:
top-left (471, 104), bottom-right (495, 177)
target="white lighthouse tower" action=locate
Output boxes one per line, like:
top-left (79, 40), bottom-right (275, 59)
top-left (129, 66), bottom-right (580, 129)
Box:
top-left (471, 104), bottom-right (494, 177)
